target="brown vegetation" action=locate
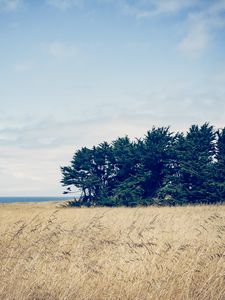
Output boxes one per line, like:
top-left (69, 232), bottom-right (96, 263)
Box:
top-left (0, 202), bottom-right (225, 300)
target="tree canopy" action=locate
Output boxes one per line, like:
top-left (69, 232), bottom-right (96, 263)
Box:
top-left (61, 123), bottom-right (225, 206)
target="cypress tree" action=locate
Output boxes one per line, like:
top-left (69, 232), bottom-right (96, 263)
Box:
top-left (140, 127), bottom-right (174, 199)
top-left (159, 124), bottom-right (216, 204)
top-left (211, 128), bottom-right (225, 202)
top-left (61, 123), bottom-right (225, 207)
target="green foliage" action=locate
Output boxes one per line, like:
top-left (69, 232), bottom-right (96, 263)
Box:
top-left (61, 124), bottom-right (225, 207)
top-left (111, 173), bottom-right (145, 206)
top-left (158, 124), bottom-right (217, 205)
top-left (209, 128), bottom-right (225, 202)
top-left (139, 127), bottom-right (175, 198)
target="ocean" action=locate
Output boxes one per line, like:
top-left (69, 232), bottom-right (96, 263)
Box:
top-left (0, 196), bottom-right (72, 204)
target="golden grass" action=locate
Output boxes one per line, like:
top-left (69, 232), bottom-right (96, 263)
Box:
top-left (0, 202), bottom-right (225, 300)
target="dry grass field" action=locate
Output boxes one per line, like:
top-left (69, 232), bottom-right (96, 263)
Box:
top-left (0, 202), bottom-right (225, 300)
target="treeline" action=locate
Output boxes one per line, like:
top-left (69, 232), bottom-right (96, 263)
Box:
top-left (61, 123), bottom-right (225, 206)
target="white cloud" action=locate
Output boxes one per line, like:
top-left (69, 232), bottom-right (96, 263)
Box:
top-left (151, 0), bottom-right (198, 14)
top-left (0, 0), bottom-right (23, 12)
top-left (178, 1), bottom-right (225, 57)
top-left (48, 42), bottom-right (79, 59)
top-left (46, 0), bottom-right (201, 15)
top-left (46, 0), bottom-right (84, 10)
top-left (121, 0), bottom-right (200, 18)
top-left (178, 19), bottom-right (209, 57)
top-left (115, 0), bottom-right (225, 57)
top-left (0, 144), bottom-right (73, 196)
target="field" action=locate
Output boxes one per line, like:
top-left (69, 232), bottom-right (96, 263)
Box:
top-left (0, 202), bottom-right (225, 300)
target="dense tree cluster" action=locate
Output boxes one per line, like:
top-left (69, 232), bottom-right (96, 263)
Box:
top-left (61, 124), bottom-right (225, 206)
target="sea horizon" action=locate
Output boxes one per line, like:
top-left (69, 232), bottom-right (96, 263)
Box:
top-left (0, 196), bottom-right (73, 204)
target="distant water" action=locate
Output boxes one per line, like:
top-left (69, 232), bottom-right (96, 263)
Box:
top-left (0, 196), bottom-right (72, 204)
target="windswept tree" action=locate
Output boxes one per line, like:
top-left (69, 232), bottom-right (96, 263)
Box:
top-left (61, 123), bottom-right (225, 207)
top-left (61, 147), bottom-right (94, 203)
top-left (139, 127), bottom-right (175, 199)
top-left (211, 127), bottom-right (225, 202)
top-left (91, 142), bottom-right (116, 200)
top-left (159, 123), bottom-right (216, 204)
top-left (109, 136), bottom-right (145, 205)
top-left (112, 136), bottom-right (136, 184)
top-left (109, 129), bottom-right (174, 205)
top-left (61, 142), bottom-right (115, 204)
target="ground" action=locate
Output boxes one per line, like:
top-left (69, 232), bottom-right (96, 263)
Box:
top-left (0, 201), bottom-right (225, 300)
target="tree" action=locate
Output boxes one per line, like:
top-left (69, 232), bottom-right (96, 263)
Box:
top-left (210, 128), bottom-right (225, 202)
top-left (91, 142), bottom-right (116, 200)
top-left (140, 127), bottom-right (174, 199)
top-left (61, 147), bottom-right (95, 204)
top-left (112, 136), bottom-right (136, 184)
top-left (108, 136), bottom-right (145, 206)
top-left (159, 123), bottom-right (216, 204)
top-left (61, 142), bottom-right (116, 204)
top-left (61, 123), bottom-right (225, 207)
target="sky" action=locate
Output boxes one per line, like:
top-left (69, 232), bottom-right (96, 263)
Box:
top-left (0, 0), bottom-right (225, 196)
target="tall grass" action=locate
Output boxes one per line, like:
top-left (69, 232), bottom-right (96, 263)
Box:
top-left (0, 202), bottom-right (225, 299)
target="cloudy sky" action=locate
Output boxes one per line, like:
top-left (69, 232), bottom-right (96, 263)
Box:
top-left (0, 0), bottom-right (225, 196)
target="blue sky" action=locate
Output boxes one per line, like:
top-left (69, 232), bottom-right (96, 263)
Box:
top-left (0, 0), bottom-right (225, 196)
